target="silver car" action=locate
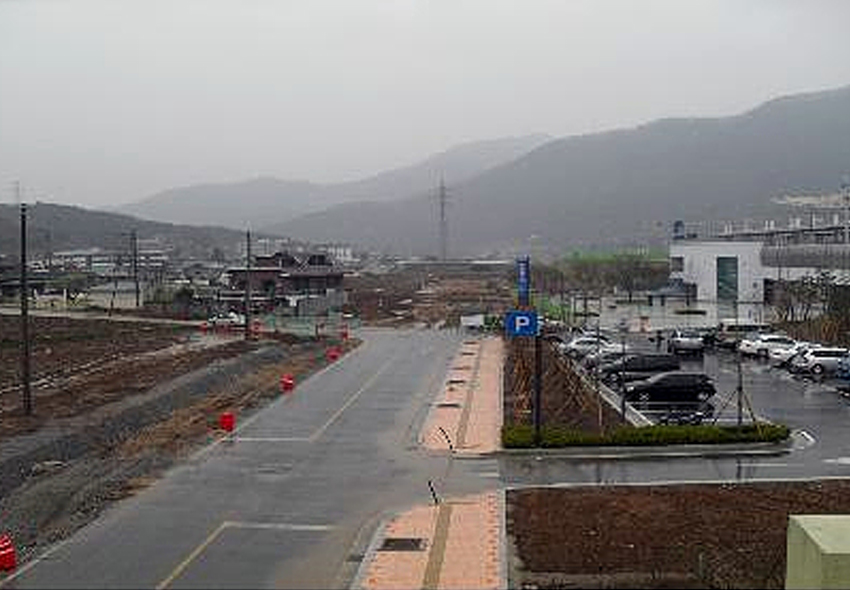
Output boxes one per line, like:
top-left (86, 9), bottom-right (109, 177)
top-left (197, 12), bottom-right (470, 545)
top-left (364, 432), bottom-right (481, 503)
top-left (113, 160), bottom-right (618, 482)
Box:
top-left (667, 330), bottom-right (705, 355)
top-left (789, 347), bottom-right (849, 376)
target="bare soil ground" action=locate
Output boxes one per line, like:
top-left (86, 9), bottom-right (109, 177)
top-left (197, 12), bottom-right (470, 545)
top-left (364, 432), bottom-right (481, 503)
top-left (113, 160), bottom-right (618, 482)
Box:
top-left (0, 314), bottom-right (357, 565)
top-left (508, 480), bottom-right (850, 589)
top-left (0, 315), bottom-right (194, 393)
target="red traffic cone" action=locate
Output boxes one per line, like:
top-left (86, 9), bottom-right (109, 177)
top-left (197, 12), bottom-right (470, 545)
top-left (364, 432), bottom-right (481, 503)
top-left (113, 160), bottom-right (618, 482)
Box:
top-left (219, 412), bottom-right (235, 433)
top-left (0, 534), bottom-right (17, 572)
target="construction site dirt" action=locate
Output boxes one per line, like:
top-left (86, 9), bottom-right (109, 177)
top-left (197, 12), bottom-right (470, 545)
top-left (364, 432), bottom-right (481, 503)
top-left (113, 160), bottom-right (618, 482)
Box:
top-left (0, 314), bottom-right (356, 565)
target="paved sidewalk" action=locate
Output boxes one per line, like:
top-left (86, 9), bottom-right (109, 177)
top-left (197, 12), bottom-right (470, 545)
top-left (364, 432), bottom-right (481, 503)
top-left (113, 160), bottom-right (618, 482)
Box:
top-left (355, 335), bottom-right (505, 589)
top-left (421, 337), bottom-right (503, 455)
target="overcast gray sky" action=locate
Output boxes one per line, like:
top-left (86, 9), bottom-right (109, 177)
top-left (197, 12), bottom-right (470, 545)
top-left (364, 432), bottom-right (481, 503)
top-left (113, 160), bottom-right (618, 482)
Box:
top-left (2, 0), bottom-right (850, 208)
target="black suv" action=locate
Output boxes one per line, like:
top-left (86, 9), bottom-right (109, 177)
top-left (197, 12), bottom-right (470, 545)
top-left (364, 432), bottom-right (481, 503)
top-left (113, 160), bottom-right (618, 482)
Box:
top-left (599, 354), bottom-right (680, 386)
top-left (624, 371), bottom-right (716, 414)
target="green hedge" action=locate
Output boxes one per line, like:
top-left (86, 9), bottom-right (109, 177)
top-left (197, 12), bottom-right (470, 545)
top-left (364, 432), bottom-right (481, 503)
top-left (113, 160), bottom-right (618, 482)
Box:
top-left (502, 423), bottom-right (791, 448)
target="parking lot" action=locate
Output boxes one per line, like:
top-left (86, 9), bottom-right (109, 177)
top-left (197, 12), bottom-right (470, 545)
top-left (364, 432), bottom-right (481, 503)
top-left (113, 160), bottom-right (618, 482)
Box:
top-left (567, 324), bottom-right (850, 464)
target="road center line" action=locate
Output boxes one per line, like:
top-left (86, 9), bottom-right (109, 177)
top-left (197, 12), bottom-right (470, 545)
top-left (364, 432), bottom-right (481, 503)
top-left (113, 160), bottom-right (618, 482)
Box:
top-left (154, 520), bottom-right (333, 589)
top-left (307, 355), bottom-right (397, 442)
top-left (155, 521), bottom-right (228, 589)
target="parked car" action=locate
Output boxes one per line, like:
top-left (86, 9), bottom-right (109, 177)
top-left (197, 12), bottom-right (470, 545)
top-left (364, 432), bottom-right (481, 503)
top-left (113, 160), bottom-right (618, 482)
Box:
top-left (624, 371), bottom-right (716, 414)
top-left (599, 353), bottom-right (681, 387)
top-left (770, 342), bottom-right (820, 368)
top-left (581, 349), bottom-right (629, 371)
top-left (207, 311), bottom-right (246, 327)
top-left (788, 347), bottom-right (849, 376)
top-left (715, 320), bottom-right (772, 350)
top-left (738, 334), bottom-right (796, 358)
top-left (559, 335), bottom-right (612, 358)
top-left (667, 330), bottom-right (706, 355)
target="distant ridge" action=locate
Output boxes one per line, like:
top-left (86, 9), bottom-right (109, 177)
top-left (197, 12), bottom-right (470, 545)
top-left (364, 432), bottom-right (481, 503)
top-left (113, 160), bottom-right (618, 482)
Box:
top-left (268, 84), bottom-right (850, 256)
top-left (118, 134), bottom-right (551, 229)
top-left (0, 202), bottom-right (263, 259)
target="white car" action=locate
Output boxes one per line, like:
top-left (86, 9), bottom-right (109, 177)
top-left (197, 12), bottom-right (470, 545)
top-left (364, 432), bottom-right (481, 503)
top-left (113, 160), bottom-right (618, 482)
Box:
top-left (769, 341), bottom-right (820, 367)
top-left (559, 335), bottom-right (613, 358)
top-left (207, 311), bottom-right (246, 327)
top-left (738, 334), bottom-right (796, 358)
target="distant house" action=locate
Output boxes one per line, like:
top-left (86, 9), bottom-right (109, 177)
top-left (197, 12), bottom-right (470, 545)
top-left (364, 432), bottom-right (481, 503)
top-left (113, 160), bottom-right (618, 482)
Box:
top-left (221, 250), bottom-right (346, 316)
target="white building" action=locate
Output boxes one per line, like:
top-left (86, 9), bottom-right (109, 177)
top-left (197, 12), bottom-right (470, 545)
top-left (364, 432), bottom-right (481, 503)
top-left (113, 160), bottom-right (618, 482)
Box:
top-left (668, 219), bottom-right (850, 304)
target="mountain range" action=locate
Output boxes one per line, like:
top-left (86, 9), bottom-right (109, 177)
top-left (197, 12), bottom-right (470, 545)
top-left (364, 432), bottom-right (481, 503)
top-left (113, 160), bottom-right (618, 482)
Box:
top-left (0, 203), bottom-right (254, 260)
top-left (119, 134), bottom-right (552, 229)
top-left (267, 84), bottom-right (850, 257)
top-left (6, 84), bottom-right (850, 260)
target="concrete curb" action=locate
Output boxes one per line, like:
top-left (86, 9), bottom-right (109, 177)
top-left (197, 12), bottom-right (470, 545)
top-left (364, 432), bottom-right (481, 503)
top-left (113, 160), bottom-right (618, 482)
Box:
top-left (349, 512), bottom-right (393, 590)
top-left (497, 438), bottom-right (793, 460)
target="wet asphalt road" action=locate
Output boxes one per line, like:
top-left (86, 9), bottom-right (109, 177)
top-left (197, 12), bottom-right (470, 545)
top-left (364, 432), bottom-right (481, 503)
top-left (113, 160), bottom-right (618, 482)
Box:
top-left (8, 326), bottom-right (850, 588)
top-left (2, 328), bottom-right (500, 589)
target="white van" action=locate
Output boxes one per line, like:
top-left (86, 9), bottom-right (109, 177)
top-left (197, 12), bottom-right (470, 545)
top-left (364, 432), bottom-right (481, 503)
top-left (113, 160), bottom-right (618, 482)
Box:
top-left (716, 319), bottom-right (772, 349)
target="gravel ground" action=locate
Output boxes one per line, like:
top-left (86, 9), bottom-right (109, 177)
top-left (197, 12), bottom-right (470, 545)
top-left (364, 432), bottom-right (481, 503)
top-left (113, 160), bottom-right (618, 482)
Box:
top-left (508, 480), bottom-right (850, 589)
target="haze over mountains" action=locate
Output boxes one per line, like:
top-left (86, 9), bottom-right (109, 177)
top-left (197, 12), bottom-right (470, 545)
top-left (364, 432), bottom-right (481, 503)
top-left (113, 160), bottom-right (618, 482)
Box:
top-left (120, 134), bottom-right (552, 229)
top-left (7, 85), bottom-right (850, 260)
top-left (268, 85), bottom-right (850, 257)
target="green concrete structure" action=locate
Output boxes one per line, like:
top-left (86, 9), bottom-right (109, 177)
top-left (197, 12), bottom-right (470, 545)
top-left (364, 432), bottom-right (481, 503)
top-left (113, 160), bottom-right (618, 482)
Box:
top-left (787, 515), bottom-right (850, 589)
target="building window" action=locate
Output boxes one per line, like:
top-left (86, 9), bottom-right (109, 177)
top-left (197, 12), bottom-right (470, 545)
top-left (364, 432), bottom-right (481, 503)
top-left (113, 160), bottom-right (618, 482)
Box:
top-left (670, 256), bottom-right (684, 272)
top-left (716, 256), bottom-right (738, 301)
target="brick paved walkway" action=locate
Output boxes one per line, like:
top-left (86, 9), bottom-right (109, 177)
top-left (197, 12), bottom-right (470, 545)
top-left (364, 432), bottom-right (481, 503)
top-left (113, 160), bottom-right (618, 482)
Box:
top-left (356, 335), bottom-right (505, 589)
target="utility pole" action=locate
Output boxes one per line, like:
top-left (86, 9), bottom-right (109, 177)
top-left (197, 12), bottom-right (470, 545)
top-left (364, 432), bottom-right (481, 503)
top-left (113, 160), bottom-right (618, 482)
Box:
top-left (244, 229), bottom-right (252, 340)
top-left (131, 229), bottom-right (140, 308)
top-left (18, 184), bottom-right (33, 416)
top-left (842, 175), bottom-right (850, 245)
top-left (438, 178), bottom-right (449, 261)
top-left (735, 298), bottom-right (743, 427)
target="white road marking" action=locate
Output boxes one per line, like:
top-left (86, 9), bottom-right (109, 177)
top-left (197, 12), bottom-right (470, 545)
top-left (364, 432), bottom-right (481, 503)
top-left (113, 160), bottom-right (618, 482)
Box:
top-left (823, 457), bottom-right (850, 465)
top-left (155, 521), bottom-right (332, 588)
top-left (0, 534), bottom-right (77, 588)
top-left (795, 429), bottom-right (817, 447)
top-left (235, 437), bottom-right (312, 443)
top-left (224, 521), bottom-right (332, 532)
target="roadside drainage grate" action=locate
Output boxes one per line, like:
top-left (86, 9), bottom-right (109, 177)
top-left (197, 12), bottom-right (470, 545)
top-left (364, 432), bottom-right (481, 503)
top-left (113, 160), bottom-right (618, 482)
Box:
top-left (436, 401), bottom-right (461, 408)
top-left (447, 378), bottom-right (466, 385)
top-left (461, 351), bottom-right (476, 356)
top-left (346, 553), bottom-right (364, 562)
top-left (379, 537), bottom-right (427, 552)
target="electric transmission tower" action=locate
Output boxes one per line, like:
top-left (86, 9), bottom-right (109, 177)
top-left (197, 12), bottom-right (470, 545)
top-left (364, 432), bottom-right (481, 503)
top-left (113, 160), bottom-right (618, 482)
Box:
top-left (437, 178), bottom-right (450, 261)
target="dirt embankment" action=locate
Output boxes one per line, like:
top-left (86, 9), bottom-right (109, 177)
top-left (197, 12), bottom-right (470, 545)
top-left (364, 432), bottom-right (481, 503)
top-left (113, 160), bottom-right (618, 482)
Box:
top-left (508, 480), bottom-right (850, 589)
top-left (0, 314), bottom-right (358, 565)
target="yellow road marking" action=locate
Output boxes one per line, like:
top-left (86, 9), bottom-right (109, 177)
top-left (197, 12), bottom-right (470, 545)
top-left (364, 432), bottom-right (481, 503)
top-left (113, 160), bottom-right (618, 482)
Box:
top-left (308, 356), bottom-right (396, 442)
top-left (155, 521), bottom-right (228, 589)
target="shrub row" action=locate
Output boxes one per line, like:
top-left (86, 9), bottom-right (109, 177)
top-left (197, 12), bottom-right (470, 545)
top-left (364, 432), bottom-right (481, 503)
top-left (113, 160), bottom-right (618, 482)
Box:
top-left (502, 423), bottom-right (791, 448)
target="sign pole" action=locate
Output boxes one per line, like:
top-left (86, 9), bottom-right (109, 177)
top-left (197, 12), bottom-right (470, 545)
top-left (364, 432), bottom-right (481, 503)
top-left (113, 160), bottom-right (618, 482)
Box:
top-left (533, 332), bottom-right (542, 445)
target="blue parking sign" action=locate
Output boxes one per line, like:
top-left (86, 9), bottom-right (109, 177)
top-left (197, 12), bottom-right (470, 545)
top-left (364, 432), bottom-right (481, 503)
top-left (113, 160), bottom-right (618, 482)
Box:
top-left (517, 256), bottom-right (530, 307)
top-left (505, 310), bottom-right (538, 337)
